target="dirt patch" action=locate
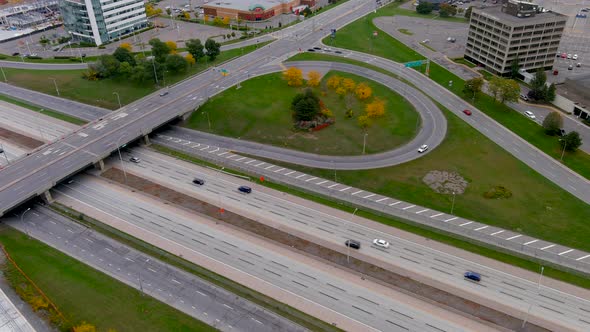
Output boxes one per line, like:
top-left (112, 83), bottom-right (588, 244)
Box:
top-left (423, 170), bottom-right (468, 194)
top-left (0, 127), bottom-right (44, 150)
top-left (101, 168), bottom-right (547, 332)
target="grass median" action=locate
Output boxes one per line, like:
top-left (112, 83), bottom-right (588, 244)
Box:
top-left (323, 0), bottom-right (590, 180)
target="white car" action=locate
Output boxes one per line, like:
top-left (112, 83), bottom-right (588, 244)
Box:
top-left (418, 144), bottom-right (429, 153)
top-left (373, 239), bottom-right (390, 248)
top-left (567, 54), bottom-right (572, 59)
top-left (129, 157), bottom-right (141, 163)
top-left (524, 111), bottom-right (536, 119)
top-left (573, 54), bottom-right (578, 60)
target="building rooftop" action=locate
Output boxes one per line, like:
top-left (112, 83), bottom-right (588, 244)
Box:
top-left (559, 73), bottom-right (590, 109)
top-left (203, 0), bottom-right (290, 11)
top-left (474, 5), bottom-right (567, 25)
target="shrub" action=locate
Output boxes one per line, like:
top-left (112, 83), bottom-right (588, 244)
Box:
top-left (483, 186), bottom-right (512, 199)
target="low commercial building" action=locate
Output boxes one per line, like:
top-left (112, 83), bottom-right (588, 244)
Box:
top-left (203, 0), bottom-right (316, 21)
top-left (557, 74), bottom-right (590, 120)
top-left (464, 0), bottom-right (567, 75)
top-left (59, 0), bottom-right (147, 46)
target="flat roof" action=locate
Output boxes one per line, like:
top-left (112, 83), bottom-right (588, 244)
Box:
top-left (203, 0), bottom-right (290, 12)
top-left (560, 73), bottom-right (590, 109)
top-left (474, 5), bottom-right (567, 25)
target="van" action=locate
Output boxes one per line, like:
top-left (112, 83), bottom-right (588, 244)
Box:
top-left (238, 186), bottom-right (252, 194)
top-left (345, 240), bottom-right (361, 249)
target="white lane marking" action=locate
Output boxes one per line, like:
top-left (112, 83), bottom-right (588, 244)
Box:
top-left (402, 205), bottom-right (415, 210)
top-left (235, 157), bottom-right (246, 161)
top-left (49, 220), bottom-right (57, 225)
top-left (339, 186), bottom-right (351, 191)
top-left (316, 180), bottom-right (328, 185)
top-left (376, 198), bottom-right (388, 203)
top-left (305, 177), bottom-right (318, 182)
top-left (265, 165), bottom-right (275, 170)
top-left (191, 144), bottom-right (200, 148)
top-left (351, 190), bottom-right (363, 195)
top-left (460, 221), bottom-right (472, 226)
top-left (245, 160), bottom-right (256, 164)
top-left (491, 230), bottom-right (504, 236)
top-left (506, 235), bottom-right (521, 240)
top-left (274, 168), bottom-right (285, 172)
top-left (576, 254), bottom-right (590, 261)
top-left (196, 291), bottom-right (207, 296)
top-left (284, 171), bottom-right (295, 175)
top-left (558, 249), bottom-right (574, 256)
top-left (474, 226), bottom-right (488, 231)
top-left (416, 209), bottom-right (429, 214)
top-left (67, 229), bottom-right (74, 233)
top-left (524, 240), bottom-right (538, 245)
top-left (541, 244), bottom-right (555, 250)
top-left (255, 162), bottom-right (265, 167)
top-left (223, 304), bottom-right (233, 310)
top-left (85, 238), bottom-right (93, 243)
top-left (251, 318), bottom-right (263, 325)
top-left (105, 248), bottom-right (114, 253)
top-left (218, 152), bottom-right (229, 156)
top-left (148, 267), bottom-right (158, 273)
top-left (444, 217), bottom-right (458, 222)
top-left (389, 201), bottom-right (400, 206)
top-left (226, 154), bottom-right (237, 159)
top-left (172, 279), bottom-right (181, 284)
top-left (568, 185), bottom-right (577, 191)
top-left (363, 193), bottom-right (375, 199)
top-left (199, 146), bottom-right (210, 151)
top-left (328, 183), bottom-right (340, 189)
top-left (296, 174), bottom-right (306, 179)
top-left (430, 213), bottom-right (443, 218)
top-left (125, 257), bottom-right (135, 262)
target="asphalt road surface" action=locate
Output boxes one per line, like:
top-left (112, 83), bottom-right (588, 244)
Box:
top-left (4, 206), bottom-right (304, 332)
top-left (118, 147), bottom-right (590, 331)
top-left (50, 175), bottom-right (484, 332)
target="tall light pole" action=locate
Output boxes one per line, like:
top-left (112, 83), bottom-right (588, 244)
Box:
top-left (116, 136), bottom-right (128, 184)
top-left (151, 57), bottom-right (159, 86)
top-left (202, 111), bottom-right (211, 130)
top-left (522, 266), bottom-right (545, 328)
top-left (49, 78), bottom-right (60, 96)
top-left (0, 65), bottom-right (6, 82)
top-left (450, 191), bottom-right (456, 214)
top-left (560, 138), bottom-right (567, 161)
top-left (21, 207), bottom-right (31, 238)
top-left (113, 92), bottom-right (122, 109)
top-left (362, 132), bottom-right (368, 154)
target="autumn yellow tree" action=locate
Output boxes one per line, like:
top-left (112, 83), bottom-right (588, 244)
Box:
top-left (145, 4), bottom-right (162, 17)
top-left (119, 42), bottom-right (132, 52)
top-left (204, 15), bottom-right (209, 23)
top-left (342, 78), bottom-right (356, 92)
top-left (283, 67), bottom-right (303, 87)
top-left (166, 40), bottom-right (177, 54)
top-left (307, 71), bottom-right (321, 87)
top-left (358, 115), bottom-right (371, 130)
top-left (355, 82), bottom-right (372, 100)
top-left (72, 322), bottom-right (96, 332)
top-left (365, 98), bottom-right (386, 118)
top-left (185, 53), bottom-right (196, 66)
top-left (223, 16), bottom-right (230, 25)
top-left (183, 12), bottom-right (190, 20)
top-left (326, 75), bottom-right (342, 90)
top-left (335, 86), bottom-right (346, 97)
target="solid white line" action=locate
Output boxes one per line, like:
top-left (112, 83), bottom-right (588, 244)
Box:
top-left (305, 177), bottom-right (318, 182)
top-left (376, 198), bottom-right (388, 203)
top-left (416, 209), bottom-right (428, 214)
top-left (296, 174), bottom-right (306, 179)
top-left (196, 291), bottom-right (207, 296)
top-left (576, 254), bottom-right (590, 261)
top-left (328, 183), bottom-right (339, 188)
top-left (541, 244), bottom-right (555, 250)
top-left (402, 205), bottom-right (415, 210)
top-left (459, 221), bottom-right (472, 226)
top-left (506, 235), bottom-right (521, 240)
top-left (339, 186), bottom-right (351, 191)
top-left (524, 240), bottom-right (538, 245)
top-left (223, 304), bottom-right (233, 310)
top-left (363, 193), bottom-right (375, 199)
top-left (284, 171), bottom-right (295, 175)
top-left (559, 249), bottom-right (574, 256)
top-left (389, 201), bottom-right (400, 206)
top-left (316, 180), bottom-right (328, 185)
top-left (351, 190), bottom-right (363, 195)
top-left (490, 230), bottom-right (504, 236)
top-left (474, 226), bottom-right (488, 231)
top-left (430, 213), bottom-right (443, 218)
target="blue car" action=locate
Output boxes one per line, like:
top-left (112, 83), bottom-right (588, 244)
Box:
top-left (464, 271), bottom-right (481, 282)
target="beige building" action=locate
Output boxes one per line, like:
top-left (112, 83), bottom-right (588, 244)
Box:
top-left (465, 0), bottom-right (567, 75)
top-left (203, 0), bottom-right (316, 21)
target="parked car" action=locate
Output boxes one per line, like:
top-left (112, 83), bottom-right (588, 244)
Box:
top-left (553, 69), bottom-right (559, 75)
top-left (524, 111), bottom-right (536, 119)
top-left (573, 54), bottom-right (579, 60)
top-left (372, 239), bottom-right (390, 248)
top-left (567, 53), bottom-right (572, 59)
top-left (129, 157), bottom-right (141, 163)
top-left (335, 50), bottom-right (343, 54)
top-left (238, 185), bottom-right (252, 194)
top-left (558, 129), bottom-right (566, 136)
top-left (345, 240), bottom-right (361, 249)
top-left (11, 52), bottom-right (19, 56)
top-left (464, 271), bottom-right (481, 282)
top-left (568, 64), bottom-right (573, 70)
top-left (417, 144), bottom-right (429, 153)
top-left (192, 178), bottom-right (205, 185)
top-left (561, 53), bottom-right (567, 58)
top-left (577, 63), bottom-right (582, 68)
top-left (463, 109), bottom-right (472, 116)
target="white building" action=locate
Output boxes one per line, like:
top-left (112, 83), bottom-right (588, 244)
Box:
top-left (59, 0), bottom-right (147, 46)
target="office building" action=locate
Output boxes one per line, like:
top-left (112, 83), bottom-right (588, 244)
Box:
top-left (59, 0), bottom-right (147, 46)
top-left (464, 0), bottom-right (567, 75)
top-left (203, 0), bottom-right (316, 21)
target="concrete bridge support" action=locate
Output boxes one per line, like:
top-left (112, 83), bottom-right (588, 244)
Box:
top-left (42, 190), bottom-right (54, 204)
top-left (94, 159), bottom-right (105, 172)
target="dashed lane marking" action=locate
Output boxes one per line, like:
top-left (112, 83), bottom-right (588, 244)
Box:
top-left (376, 197), bottom-right (388, 203)
top-left (444, 217), bottom-right (458, 222)
top-left (541, 244), bottom-right (555, 250)
top-left (402, 205), bottom-right (415, 210)
top-left (474, 226), bottom-right (488, 231)
top-left (491, 230), bottom-right (504, 236)
top-left (506, 235), bottom-right (521, 240)
top-left (524, 240), bottom-right (538, 245)
top-left (559, 249), bottom-right (574, 256)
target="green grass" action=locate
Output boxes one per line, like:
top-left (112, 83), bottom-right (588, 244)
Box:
top-left (480, 70), bottom-right (494, 81)
top-left (0, 227), bottom-right (217, 332)
top-left (1, 42), bottom-right (270, 109)
top-left (151, 144), bottom-right (590, 289)
top-left (322, 0), bottom-right (590, 180)
top-left (398, 28), bottom-right (413, 35)
top-left (452, 57), bottom-right (476, 68)
top-left (185, 71), bottom-right (419, 155)
top-left (0, 94), bottom-right (87, 125)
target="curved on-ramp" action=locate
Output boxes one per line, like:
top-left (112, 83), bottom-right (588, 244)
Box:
top-left (172, 60), bottom-right (447, 170)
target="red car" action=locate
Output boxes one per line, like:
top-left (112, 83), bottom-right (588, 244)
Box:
top-left (463, 109), bottom-right (472, 116)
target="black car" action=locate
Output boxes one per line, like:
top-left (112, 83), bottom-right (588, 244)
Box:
top-left (558, 129), bottom-right (566, 136)
top-left (335, 50), bottom-right (343, 54)
top-left (345, 240), bottom-right (361, 249)
top-left (313, 47), bottom-right (321, 50)
top-left (464, 271), bottom-right (481, 282)
top-left (192, 178), bottom-right (205, 185)
top-left (307, 48), bottom-right (315, 52)
top-left (11, 52), bottom-right (19, 56)
top-left (238, 185), bottom-right (252, 194)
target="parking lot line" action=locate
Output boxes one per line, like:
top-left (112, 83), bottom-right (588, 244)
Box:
top-left (474, 226), bottom-right (488, 231)
top-left (339, 186), bottom-right (351, 191)
top-left (402, 205), bottom-right (415, 210)
top-left (491, 230), bottom-right (504, 236)
top-left (506, 235), bottom-right (521, 240)
top-left (459, 221), bottom-right (472, 226)
top-left (389, 201), bottom-right (400, 206)
top-left (363, 193), bottom-right (375, 199)
top-left (351, 190), bottom-right (363, 195)
top-left (576, 254), bottom-right (590, 261)
top-left (376, 198), bottom-right (388, 203)
top-left (524, 239), bottom-right (538, 245)
top-left (328, 183), bottom-right (339, 188)
top-left (316, 180), bottom-right (328, 185)
top-left (284, 171), bottom-right (295, 175)
top-left (430, 213), bottom-right (443, 218)
top-left (444, 217), bottom-right (458, 222)
top-left (559, 249), bottom-right (574, 256)
top-left (415, 209), bottom-right (429, 214)
top-left (541, 244), bottom-right (555, 250)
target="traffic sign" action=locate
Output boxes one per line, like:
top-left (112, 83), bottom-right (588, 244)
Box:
top-left (404, 60), bottom-right (424, 68)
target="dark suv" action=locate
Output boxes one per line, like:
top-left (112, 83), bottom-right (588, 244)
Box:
top-left (238, 186), bottom-right (252, 194)
top-left (192, 178), bottom-right (205, 185)
top-left (345, 240), bottom-right (361, 249)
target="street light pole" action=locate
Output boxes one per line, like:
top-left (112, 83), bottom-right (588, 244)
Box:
top-left (451, 191), bottom-right (456, 214)
top-left (202, 111), bottom-right (211, 130)
top-left (560, 139), bottom-right (567, 161)
top-left (151, 58), bottom-right (159, 86)
top-left (362, 132), bottom-right (368, 154)
top-left (21, 207), bottom-right (31, 238)
top-left (0, 65), bottom-right (6, 82)
top-left (116, 136), bottom-right (128, 184)
top-left (50, 78), bottom-right (60, 96)
top-left (113, 92), bottom-right (122, 108)
top-left (522, 266), bottom-right (544, 328)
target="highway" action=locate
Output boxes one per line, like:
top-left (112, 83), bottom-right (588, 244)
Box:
top-left (4, 206), bottom-right (305, 332)
top-left (119, 147), bottom-right (590, 331)
top-left (51, 175), bottom-right (493, 332)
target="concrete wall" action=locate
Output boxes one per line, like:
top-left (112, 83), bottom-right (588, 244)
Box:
top-left (552, 94), bottom-right (576, 114)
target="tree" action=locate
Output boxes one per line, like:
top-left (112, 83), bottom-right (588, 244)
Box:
top-left (464, 6), bottom-right (473, 19)
top-left (72, 322), bottom-right (96, 332)
top-left (165, 54), bottom-right (188, 73)
top-left (439, 3), bottom-right (457, 17)
top-left (145, 4), bottom-right (162, 17)
top-left (355, 82), bottom-right (372, 100)
top-left (563, 131), bottom-right (582, 152)
top-left (185, 53), bottom-right (196, 66)
top-left (542, 111), bottom-right (563, 136)
top-left (488, 77), bottom-right (501, 101)
top-left (510, 58), bottom-right (520, 78)
top-left (302, 7), bottom-right (312, 17)
top-left (183, 11), bottom-right (190, 20)
top-left (546, 83), bottom-right (556, 102)
top-left (291, 89), bottom-right (320, 121)
top-left (204, 38), bottom-right (221, 60)
top-left (113, 47), bottom-right (135, 66)
top-left (358, 114), bottom-right (371, 130)
top-left (94, 54), bottom-right (120, 78)
top-left (166, 8), bottom-right (171, 16)
top-left (186, 39), bottom-right (204, 62)
top-left (462, 76), bottom-right (484, 99)
top-left (326, 75), bottom-right (342, 90)
top-left (335, 86), bottom-right (346, 97)
top-left (213, 17), bottom-right (222, 25)
top-left (342, 78), bottom-right (356, 92)
top-left (283, 67), bottom-right (303, 86)
top-left (118, 61), bottom-right (133, 77)
top-left (307, 71), bottom-right (321, 87)
top-left (165, 40), bottom-right (178, 54)
top-left (365, 98), bottom-right (386, 118)
top-left (416, 2), bottom-right (434, 15)
top-left (222, 16), bottom-right (230, 25)
top-left (149, 38), bottom-right (170, 62)
top-left (119, 42), bottom-right (132, 52)
top-left (489, 77), bottom-right (520, 104)
top-left (194, 11), bottom-right (199, 19)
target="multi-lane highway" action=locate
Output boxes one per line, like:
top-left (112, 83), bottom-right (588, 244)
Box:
top-left (51, 174), bottom-right (496, 332)
top-left (117, 147), bottom-right (590, 331)
top-left (0, 100), bottom-right (76, 142)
